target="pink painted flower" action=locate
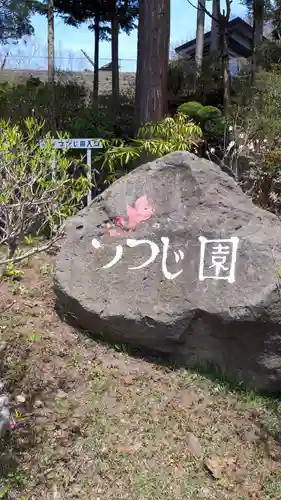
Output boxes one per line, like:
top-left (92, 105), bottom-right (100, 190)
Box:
top-left (114, 195), bottom-right (153, 233)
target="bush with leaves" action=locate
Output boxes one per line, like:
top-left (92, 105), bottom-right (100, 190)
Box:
top-left (197, 105), bottom-right (222, 123)
top-left (178, 101), bottom-right (224, 147)
top-left (0, 77), bottom-right (88, 133)
top-left (0, 118), bottom-right (90, 277)
top-left (168, 54), bottom-right (223, 105)
top-left (0, 77), bottom-right (135, 139)
top-left (245, 148), bottom-right (281, 213)
top-left (70, 94), bottom-right (135, 140)
top-left (231, 68), bottom-right (281, 145)
top-left (99, 113), bottom-right (202, 183)
top-left (178, 101), bottom-right (203, 120)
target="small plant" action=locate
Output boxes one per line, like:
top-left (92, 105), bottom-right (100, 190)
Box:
top-left (3, 263), bottom-right (23, 281)
top-left (197, 105), bottom-right (222, 124)
top-left (246, 148), bottom-right (281, 211)
top-left (100, 113), bottom-right (202, 182)
top-left (27, 333), bottom-right (42, 342)
top-left (177, 101), bottom-right (203, 120)
top-left (177, 102), bottom-right (224, 146)
top-left (23, 234), bottom-right (35, 245)
top-left (0, 118), bottom-right (90, 277)
top-left (0, 487), bottom-right (8, 499)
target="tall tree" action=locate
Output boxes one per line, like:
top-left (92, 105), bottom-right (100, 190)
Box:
top-left (187, 0), bottom-right (232, 110)
top-left (108, 0), bottom-right (138, 102)
top-left (0, 0), bottom-right (35, 44)
top-left (253, 0), bottom-right (265, 77)
top-left (108, 0), bottom-right (119, 101)
top-left (93, 10), bottom-right (101, 99)
top-left (210, 0), bottom-right (220, 52)
top-left (135, 0), bottom-right (170, 132)
top-left (47, 0), bottom-right (56, 134)
top-left (244, 0), bottom-right (265, 79)
top-left (48, 0), bottom-right (54, 83)
top-left (44, 0), bottom-right (138, 100)
top-left (243, 0), bottom-right (276, 81)
top-left (195, 0), bottom-right (206, 78)
top-left (51, 0), bottom-right (111, 100)
top-left (32, 1), bottom-right (57, 127)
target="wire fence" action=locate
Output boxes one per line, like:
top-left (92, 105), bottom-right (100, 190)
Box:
top-left (0, 54), bottom-right (137, 73)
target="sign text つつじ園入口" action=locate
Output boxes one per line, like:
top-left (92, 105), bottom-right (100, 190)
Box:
top-left (39, 138), bottom-right (102, 149)
top-left (39, 137), bottom-right (103, 205)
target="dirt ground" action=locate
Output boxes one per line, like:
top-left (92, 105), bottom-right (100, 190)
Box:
top-left (0, 252), bottom-right (281, 500)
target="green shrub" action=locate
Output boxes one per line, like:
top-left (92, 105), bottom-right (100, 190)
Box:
top-left (168, 54), bottom-right (223, 105)
top-left (197, 106), bottom-right (224, 145)
top-left (70, 95), bottom-right (134, 140)
top-left (240, 147), bottom-right (281, 213)
top-left (177, 102), bottom-right (224, 145)
top-left (100, 113), bottom-right (203, 183)
top-left (0, 117), bottom-right (90, 275)
top-left (177, 101), bottom-right (203, 120)
top-left (0, 78), bottom-right (87, 133)
top-left (0, 77), bottom-right (135, 140)
top-left (197, 105), bottom-right (222, 124)
top-left (230, 68), bottom-right (281, 146)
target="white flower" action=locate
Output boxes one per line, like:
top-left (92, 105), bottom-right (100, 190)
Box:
top-left (229, 125), bottom-right (233, 131)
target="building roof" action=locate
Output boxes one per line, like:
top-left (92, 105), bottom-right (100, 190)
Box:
top-left (175, 16), bottom-right (267, 58)
top-left (99, 62), bottom-right (113, 71)
top-left (99, 62), bottom-right (121, 71)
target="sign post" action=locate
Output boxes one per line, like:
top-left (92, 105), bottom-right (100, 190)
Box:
top-left (39, 138), bottom-right (103, 205)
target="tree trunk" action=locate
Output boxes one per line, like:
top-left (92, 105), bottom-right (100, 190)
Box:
top-left (195, 0), bottom-right (205, 79)
top-left (93, 12), bottom-right (100, 102)
top-left (219, 15), bottom-right (230, 111)
top-left (135, 0), bottom-right (170, 133)
top-left (48, 0), bottom-right (54, 83)
top-left (221, 29), bottom-right (230, 111)
top-left (251, 0), bottom-right (264, 83)
top-left (210, 0), bottom-right (220, 53)
top-left (111, 1), bottom-right (119, 102)
top-left (48, 0), bottom-right (56, 135)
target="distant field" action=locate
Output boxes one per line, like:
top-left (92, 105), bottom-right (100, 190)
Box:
top-left (0, 69), bottom-right (136, 94)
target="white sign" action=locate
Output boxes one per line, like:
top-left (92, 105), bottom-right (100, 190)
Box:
top-left (39, 137), bottom-right (103, 206)
top-left (39, 138), bottom-right (102, 149)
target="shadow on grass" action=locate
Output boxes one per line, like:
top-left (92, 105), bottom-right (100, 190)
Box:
top-left (58, 307), bottom-right (281, 393)
top-left (56, 303), bottom-right (281, 444)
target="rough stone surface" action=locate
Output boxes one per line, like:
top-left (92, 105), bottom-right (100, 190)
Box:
top-left (54, 151), bottom-right (281, 392)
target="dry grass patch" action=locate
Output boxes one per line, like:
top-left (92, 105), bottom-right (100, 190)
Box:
top-left (0, 252), bottom-right (281, 499)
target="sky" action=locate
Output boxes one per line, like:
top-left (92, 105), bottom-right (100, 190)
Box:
top-left (4, 0), bottom-right (247, 72)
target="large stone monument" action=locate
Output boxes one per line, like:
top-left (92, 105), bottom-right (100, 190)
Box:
top-left (54, 151), bottom-right (281, 392)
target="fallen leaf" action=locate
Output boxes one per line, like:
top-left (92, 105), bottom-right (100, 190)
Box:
top-left (186, 432), bottom-right (202, 457)
top-left (203, 457), bottom-right (222, 479)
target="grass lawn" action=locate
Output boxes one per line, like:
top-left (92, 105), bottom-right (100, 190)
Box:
top-left (0, 251), bottom-right (281, 499)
